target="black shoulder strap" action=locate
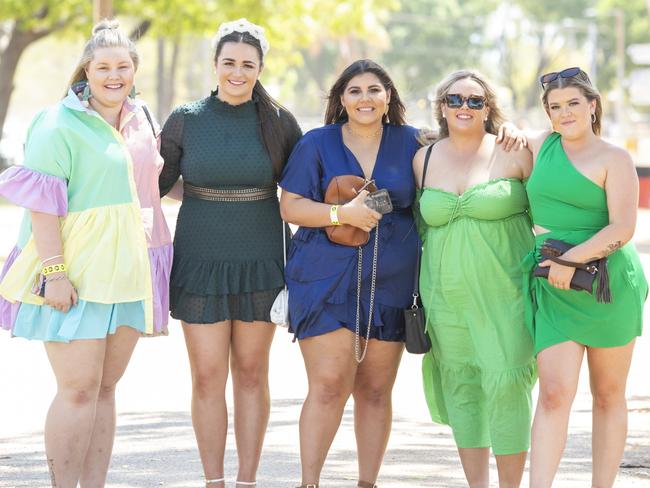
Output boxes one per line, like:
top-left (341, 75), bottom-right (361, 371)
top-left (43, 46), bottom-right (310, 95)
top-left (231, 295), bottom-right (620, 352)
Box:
top-left (421, 144), bottom-right (434, 189)
top-left (142, 105), bottom-right (158, 139)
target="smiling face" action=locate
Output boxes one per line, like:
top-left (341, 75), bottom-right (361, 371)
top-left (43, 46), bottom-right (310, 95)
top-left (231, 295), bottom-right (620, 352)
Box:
top-left (85, 46), bottom-right (135, 111)
top-left (340, 72), bottom-right (390, 127)
top-left (545, 86), bottom-right (596, 139)
top-left (441, 77), bottom-right (489, 134)
top-left (215, 41), bottom-right (262, 105)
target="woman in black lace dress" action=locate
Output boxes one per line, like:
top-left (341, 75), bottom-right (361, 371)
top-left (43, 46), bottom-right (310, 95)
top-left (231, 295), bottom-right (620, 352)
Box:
top-left (158, 19), bottom-right (301, 488)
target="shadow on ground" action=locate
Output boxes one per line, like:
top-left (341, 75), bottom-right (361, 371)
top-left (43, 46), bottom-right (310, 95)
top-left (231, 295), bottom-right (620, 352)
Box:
top-left (1, 400), bottom-right (649, 487)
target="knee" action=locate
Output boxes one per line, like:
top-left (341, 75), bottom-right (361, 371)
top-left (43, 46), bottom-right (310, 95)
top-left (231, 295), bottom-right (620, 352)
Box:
top-left (59, 380), bottom-right (101, 408)
top-left (592, 383), bottom-right (626, 411)
top-left (538, 381), bottom-right (574, 412)
top-left (354, 380), bottom-right (392, 409)
top-left (232, 360), bottom-right (267, 391)
top-left (97, 380), bottom-right (118, 401)
top-left (310, 373), bottom-right (351, 406)
top-left (192, 368), bottom-right (226, 398)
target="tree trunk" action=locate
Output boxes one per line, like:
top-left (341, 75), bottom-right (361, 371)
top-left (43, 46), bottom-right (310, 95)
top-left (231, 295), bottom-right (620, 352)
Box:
top-left (0, 26), bottom-right (48, 139)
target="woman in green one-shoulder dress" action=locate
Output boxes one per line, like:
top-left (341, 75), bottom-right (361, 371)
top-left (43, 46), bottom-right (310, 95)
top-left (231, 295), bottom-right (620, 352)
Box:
top-left (414, 70), bottom-right (536, 487)
top-left (523, 68), bottom-right (647, 488)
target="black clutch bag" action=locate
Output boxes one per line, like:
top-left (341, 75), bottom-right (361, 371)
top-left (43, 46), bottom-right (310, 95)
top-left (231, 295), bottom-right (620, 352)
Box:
top-left (533, 238), bottom-right (611, 303)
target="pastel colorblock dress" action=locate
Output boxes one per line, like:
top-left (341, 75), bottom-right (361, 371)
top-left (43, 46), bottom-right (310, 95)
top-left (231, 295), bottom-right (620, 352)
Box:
top-left (0, 90), bottom-right (172, 342)
top-left (417, 177), bottom-right (537, 455)
top-left (523, 132), bottom-right (647, 353)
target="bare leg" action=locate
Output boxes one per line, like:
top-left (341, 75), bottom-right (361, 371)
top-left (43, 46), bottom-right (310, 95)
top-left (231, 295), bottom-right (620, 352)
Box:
top-left (588, 340), bottom-right (635, 488)
top-left (44, 339), bottom-right (106, 487)
top-left (183, 321), bottom-right (232, 487)
top-left (458, 448), bottom-right (490, 488)
top-left (352, 339), bottom-right (403, 484)
top-left (230, 320), bottom-right (276, 484)
top-left (79, 326), bottom-right (140, 487)
top-left (529, 341), bottom-right (584, 488)
top-left (495, 451), bottom-right (527, 488)
top-left (298, 328), bottom-right (358, 485)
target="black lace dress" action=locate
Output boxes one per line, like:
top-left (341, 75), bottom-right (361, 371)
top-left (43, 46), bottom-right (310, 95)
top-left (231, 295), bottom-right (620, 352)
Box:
top-left (159, 93), bottom-right (301, 323)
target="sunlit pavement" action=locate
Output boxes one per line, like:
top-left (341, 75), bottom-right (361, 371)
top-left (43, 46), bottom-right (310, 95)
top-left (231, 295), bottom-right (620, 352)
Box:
top-left (0, 202), bottom-right (648, 487)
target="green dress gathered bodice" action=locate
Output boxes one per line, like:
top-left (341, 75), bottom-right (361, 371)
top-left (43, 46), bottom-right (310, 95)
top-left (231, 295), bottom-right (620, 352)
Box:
top-left (524, 132), bottom-right (647, 352)
top-left (418, 177), bottom-right (536, 455)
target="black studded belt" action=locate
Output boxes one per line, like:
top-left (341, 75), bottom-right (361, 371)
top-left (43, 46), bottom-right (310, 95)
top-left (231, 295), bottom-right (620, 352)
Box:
top-left (183, 182), bottom-right (277, 202)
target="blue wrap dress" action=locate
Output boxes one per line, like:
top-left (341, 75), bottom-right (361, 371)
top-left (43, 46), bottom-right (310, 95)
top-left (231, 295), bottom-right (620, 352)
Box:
top-left (278, 123), bottom-right (420, 341)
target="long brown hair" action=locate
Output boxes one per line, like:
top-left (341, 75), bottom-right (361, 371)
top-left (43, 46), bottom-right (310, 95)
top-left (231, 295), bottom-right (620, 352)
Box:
top-left (214, 31), bottom-right (297, 179)
top-left (433, 70), bottom-right (505, 139)
top-left (324, 59), bottom-right (406, 126)
top-left (541, 69), bottom-right (602, 136)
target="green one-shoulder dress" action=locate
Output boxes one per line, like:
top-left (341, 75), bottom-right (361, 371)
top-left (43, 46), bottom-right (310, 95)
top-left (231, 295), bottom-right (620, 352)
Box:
top-left (418, 178), bottom-right (537, 455)
top-left (523, 133), bottom-right (647, 353)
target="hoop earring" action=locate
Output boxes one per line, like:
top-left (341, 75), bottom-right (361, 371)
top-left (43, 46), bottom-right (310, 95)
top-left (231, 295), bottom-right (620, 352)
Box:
top-left (338, 106), bottom-right (346, 119)
top-left (591, 113), bottom-right (596, 124)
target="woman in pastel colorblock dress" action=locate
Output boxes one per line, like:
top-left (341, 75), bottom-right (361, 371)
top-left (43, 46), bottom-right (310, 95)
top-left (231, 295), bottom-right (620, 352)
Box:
top-left (522, 68), bottom-right (647, 488)
top-left (0, 21), bottom-right (171, 486)
top-left (414, 70), bottom-right (536, 488)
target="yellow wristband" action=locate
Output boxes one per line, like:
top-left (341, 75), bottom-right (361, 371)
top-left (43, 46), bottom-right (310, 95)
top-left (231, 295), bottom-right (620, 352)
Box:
top-left (330, 205), bottom-right (341, 226)
top-left (42, 263), bottom-right (67, 276)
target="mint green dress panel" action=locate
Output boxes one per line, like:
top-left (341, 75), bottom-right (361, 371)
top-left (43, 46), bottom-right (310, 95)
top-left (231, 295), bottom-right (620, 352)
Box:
top-left (16, 102), bottom-right (135, 247)
top-left (524, 133), bottom-right (647, 353)
top-left (418, 178), bottom-right (536, 454)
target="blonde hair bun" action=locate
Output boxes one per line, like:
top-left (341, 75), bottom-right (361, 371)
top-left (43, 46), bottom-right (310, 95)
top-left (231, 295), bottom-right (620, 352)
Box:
top-left (92, 19), bottom-right (120, 36)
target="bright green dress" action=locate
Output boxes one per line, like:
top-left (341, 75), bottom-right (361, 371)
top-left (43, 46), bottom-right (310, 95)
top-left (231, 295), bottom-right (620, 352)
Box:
top-left (523, 133), bottom-right (647, 353)
top-left (418, 178), bottom-right (537, 455)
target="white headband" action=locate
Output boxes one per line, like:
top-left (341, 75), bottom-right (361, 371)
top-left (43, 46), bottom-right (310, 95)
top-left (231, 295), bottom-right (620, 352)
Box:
top-left (211, 18), bottom-right (269, 56)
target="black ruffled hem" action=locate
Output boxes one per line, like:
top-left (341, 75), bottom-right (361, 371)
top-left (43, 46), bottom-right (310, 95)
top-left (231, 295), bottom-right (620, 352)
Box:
top-left (170, 255), bottom-right (285, 296)
top-left (170, 286), bottom-right (282, 324)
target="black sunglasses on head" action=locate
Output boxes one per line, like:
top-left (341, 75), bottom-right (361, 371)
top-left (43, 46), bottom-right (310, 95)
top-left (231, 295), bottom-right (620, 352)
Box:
top-left (539, 67), bottom-right (588, 88)
top-left (444, 93), bottom-right (486, 110)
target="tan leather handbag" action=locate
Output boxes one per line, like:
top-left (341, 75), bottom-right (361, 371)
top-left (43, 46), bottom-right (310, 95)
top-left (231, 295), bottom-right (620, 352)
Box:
top-left (324, 175), bottom-right (377, 246)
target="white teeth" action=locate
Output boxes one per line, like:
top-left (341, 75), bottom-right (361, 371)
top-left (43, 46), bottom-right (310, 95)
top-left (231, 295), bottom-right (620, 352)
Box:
top-left (229, 80), bottom-right (245, 85)
top-left (358, 108), bottom-right (374, 112)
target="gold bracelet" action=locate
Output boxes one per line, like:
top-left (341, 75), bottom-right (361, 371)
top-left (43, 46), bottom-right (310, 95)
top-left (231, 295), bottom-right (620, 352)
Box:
top-left (42, 263), bottom-right (67, 276)
top-left (329, 205), bottom-right (341, 226)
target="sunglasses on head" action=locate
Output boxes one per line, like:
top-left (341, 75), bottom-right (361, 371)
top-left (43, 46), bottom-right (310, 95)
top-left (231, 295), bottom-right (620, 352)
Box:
top-left (444, 93), bottom-right (486, 110)
top-left (539, 67), bottom-right (588, 88)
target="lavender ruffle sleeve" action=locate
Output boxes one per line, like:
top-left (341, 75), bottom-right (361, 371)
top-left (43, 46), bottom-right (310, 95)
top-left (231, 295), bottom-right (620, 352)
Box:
top-left (0, 166), bottom-right (67, 216)
top-left (0, 246), bottom-right (21, 331)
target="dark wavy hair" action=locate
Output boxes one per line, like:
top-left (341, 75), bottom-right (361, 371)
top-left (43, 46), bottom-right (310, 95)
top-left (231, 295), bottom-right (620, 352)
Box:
top-left (214, 31), bottom-right (298, 178)
top-left (541, 68), bottom-right (602, 136)
top-left (324, 59), bottom-right (406, 126)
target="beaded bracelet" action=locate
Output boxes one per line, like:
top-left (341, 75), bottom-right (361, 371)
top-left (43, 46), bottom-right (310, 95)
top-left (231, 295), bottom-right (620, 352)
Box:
top-left (42, 254), bottom-right (63, 265)
top-left (45, 274), bottom-right (68, 283)
top-left (42, 263), bottom-right (67, 276)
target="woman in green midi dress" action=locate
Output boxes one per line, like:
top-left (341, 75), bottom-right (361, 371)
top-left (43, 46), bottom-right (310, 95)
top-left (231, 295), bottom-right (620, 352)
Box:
top-left (414, 70), bottom-right (536, 487)
top-left (523, 69), bottom-right (647, 488)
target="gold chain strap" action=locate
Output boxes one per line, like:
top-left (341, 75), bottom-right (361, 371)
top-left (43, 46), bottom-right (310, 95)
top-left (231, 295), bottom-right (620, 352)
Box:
top-left (355, 222), bottom-right (379, 363)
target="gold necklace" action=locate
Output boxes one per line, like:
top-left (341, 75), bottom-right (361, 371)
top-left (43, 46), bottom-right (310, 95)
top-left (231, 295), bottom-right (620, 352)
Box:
top-left (345, 123), bottom-right (383, 139)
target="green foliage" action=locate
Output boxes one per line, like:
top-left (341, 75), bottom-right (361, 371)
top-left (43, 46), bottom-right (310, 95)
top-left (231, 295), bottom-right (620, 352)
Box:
top-left (379, 0), bottom-right (500, 113)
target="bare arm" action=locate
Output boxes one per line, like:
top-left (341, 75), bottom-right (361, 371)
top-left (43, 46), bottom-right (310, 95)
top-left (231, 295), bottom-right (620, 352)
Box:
top-left (280, 190), bottom-right (381, 232)
top-left (31, 212), bottom-right (77, 312)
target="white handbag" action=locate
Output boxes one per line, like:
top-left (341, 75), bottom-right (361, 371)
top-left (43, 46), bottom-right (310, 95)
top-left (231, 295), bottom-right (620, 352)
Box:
top-left (270, 221), bottom-right (289, 327)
